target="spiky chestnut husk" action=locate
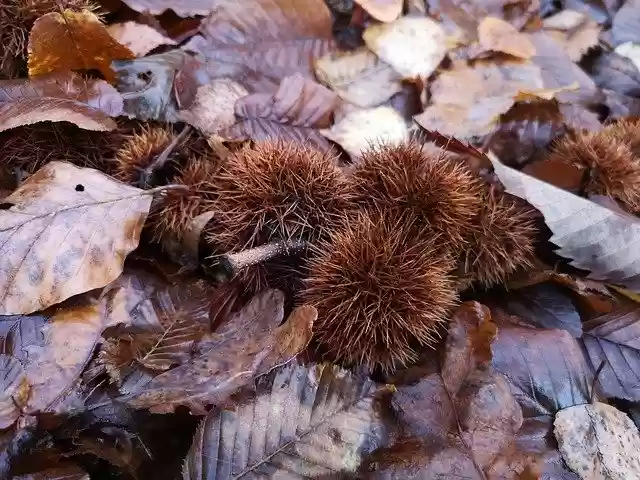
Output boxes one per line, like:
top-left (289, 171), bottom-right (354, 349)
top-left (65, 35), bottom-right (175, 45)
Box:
top-left (0, 121), bottom-right (122, 173)
top-left (548, 127), bottom-right (640, 214)
top-left (208, 139), bottom-right (353, 251)
top-left (349, 141), bottom-right (484, 253)
top-left (304, 209), bottom-right (458, 372)
top-left (604, 118), bottom-right (640, 156)
top-left (0, 0), bottom-right (97, 78)
top-left (111, 126), bottom-right (175, 185)
top-left (462, 188), bottom-right (538, 288)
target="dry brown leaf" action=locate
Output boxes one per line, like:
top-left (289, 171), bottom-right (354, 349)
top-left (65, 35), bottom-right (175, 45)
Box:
top-left (24, 285), bottom-right (135, 413)
top-left (321, 105), bottom-right (409, 159)
top-left (221, 74), bottom-right (340, 151)
top-left (543, 10), bottom-right (601, 62)
top-left (0, 355), bottom-right (29, 428)
top-left (177, 79), bottom-right (248, 136)
top-left (314, 49), bottom-right (403, 108)
top-left (121, 289), bottom-right (314, 413)
top-left (0, 162), bottom-right (153, 315)
top-left (490, 154), bottom-right (640, 290)
top-left (616, 42), bottom-right (640, 72)
top-left (363, 16), bottom-right (448, 79)
top-left (28, 10), bottom-right (135, 83)
top-left (118, 0), bottom-right (224, 17)
top-left (355, 0), bottom-right (402, 22)
top-left (183, 360), bottom-right (390, 479)
top-left (477, 17), bottom-right (536, 59)
top-left (107, 21), bottom-right (176, 57)
top-left (0, 72), bottom-right (123, 132)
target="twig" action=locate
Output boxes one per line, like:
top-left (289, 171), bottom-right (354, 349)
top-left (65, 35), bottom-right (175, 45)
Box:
top-left (211, 240), bottom-right (307, 282)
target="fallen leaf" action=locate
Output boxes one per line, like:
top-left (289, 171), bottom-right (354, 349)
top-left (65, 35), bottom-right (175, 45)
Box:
top-left (554, 402), bottom-right (640, 478)
top-left (221, 74), bottom-right (340, 152)
top-left (27, 10), bottom-right (135, 83)
top-left (182, 360), bottom-right (390, 479)
top-left (321, 105), bottom-right (409, 159)
top-left (0, 161), bottom-right (153, 315)
top-left (177, 79), bottom-right (248, 136)
top-left (615, 42), bottom-right (640, 72)
top-left (587, 51), bottom-right (640, 98)
top-left (581, 309), bottom-right (640, 400)
top-left (113, 50), bottom-right (210, 122)
top-left (23, 285), bottom-right (135, 413)
top-left (119, 0), bottom-right (224, 17)
top-left (13, 466), bottom-right (89, 480)
top-left (612, 0), bottom-right (640, 46)
top-left (314, 48), bottom-right (403, 108)
top-left (355, 0), bottom-right (402, 22)
top-left (0, 355), bottom-right (29, 428)
top-left (120, 289), bottom-right (313, 413)
top-left (107, 21), bottom-right (176, 57)
top-left (543, 10), bottom-right (601, 62)
top-left (490, 155), bottom-right (640, 290)
top-left (415, 63), bottom-right (545, 138)
top-left (363, 16), bottom-right (447, 79)
top-left (192, 0), bottom-right (335, 90)
top-left (477, 17), bottom-right (536, 59)
top-left (0, 72), bottom-right (123, 132)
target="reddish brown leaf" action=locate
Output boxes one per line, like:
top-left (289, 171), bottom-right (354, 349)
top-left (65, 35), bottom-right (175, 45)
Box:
top-left (221, 74), bottom-right (340, 152)
top-left (13, 466), bottom-right (89, 480)
top-left (355, 0), bottom-right (402, 22)
top-left (120, 289), bottom-right (313, 413)
top-left (0, 72), bottom-right (123, 132)
top-left (582, 308), bottom-right (640, 400)
top-left (190, 0), bottom-right (335, 91)
top-left (477, 17), bottom-right (536, 59)
top-left (27, 10), bottom-right (134, 83)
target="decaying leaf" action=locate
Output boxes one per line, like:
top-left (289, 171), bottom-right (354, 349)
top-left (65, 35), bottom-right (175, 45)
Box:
top-left (355, 0), bottom-right (402, 22)
top-left (314, 48), bottom-right (403, 108)
top-left (363, 16), bottom-right (447, 79)
top-left (23, 285), bottom-right (136, 413)
top-left (477, 17), bottom-right (536, 59)
top-left (0, 355), bottom-right (29, 428)
top-left (221, 74), bottom-right (340, 151)
top-left (554, 402), bottom-right (640, 479)
top-left (543, 10), bottom-right (601, 62)
top-left (120, 289), bottom-right (313, 413)
top-left (177, 79), bottom-right (248, 136)
top-left (0, 162), bottom-right (153, 315)
top-left (182, 360), bottom-right (390, 479)
top-left (491, 155), bottom-right (640, 290)
top-left (0, 72), bottom-right (123, 132)
top-left (582, 309), bottom-right (640, 400)
top-left (28, 10), bottom-right (135, 82)
top-left (119, 0), bottom-right (223, 17)
top-left (13, 466), bottom-right (90, 480)
top-left (107, 22), bottom-right (176, 57)
top-left (192, 0), bottom-right (335, 89)
top-left (321, 105), bottom-right (409, 159)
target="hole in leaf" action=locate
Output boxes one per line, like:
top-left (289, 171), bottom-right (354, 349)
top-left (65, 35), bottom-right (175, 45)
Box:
top-left (0, 202), bottom-right (13, 210)
top-left (75, 184), bottom-right (84, 192)
top-left (137, 71), bottom-right (153, 82)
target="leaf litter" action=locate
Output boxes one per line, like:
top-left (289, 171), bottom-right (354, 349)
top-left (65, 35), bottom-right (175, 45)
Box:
top-left (1, 0), bottom-right (640, 478)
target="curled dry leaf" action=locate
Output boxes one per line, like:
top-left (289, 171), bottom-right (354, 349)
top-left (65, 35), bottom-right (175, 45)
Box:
top-left (0, 355), bottom-right (29, 429)
top-left (491, 155), bottom-right (640, 290)
top-left (27, 10), bottom-right (134, 83)
top-left (321, 105), bottom-right (409, 159)
top-left (355, 0), bottom-right (402, 22)
top-left (107, 22), bottom-right (176, 57)
top-left (113, 50), bottom-right (210, 122)
top-left (121, 289), bottom-right (313, 413)
top-left (0, 72), bottom-right (123, 132)
top-left (177, 79), bottom-right (248, 136)
top-left (314, 48), bottom-right (403, 108)
top-left (0, 162), bottom-right (153, 315)
top-left (363, 16), bottom-right (447, 79)
top-left (13, 466), bottom-right (89, 480)
top-left (193, 0), bottom-right (335, 89)
top-left (582, 308), bottom-right (640, 400)
top-left (477, 17), bottom-right (536, 59)
top-left (24, 285), bottom-right (136, 413)
top-left (182, 360), bottom-right (390, 479)
top-left (221, 74), bottom-right (340, 152)
top-left (554, 402), bottom-right (640, 479)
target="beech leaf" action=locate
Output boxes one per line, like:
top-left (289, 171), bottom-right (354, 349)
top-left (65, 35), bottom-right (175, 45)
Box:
top-left (182, 360), bottom-right (390, 479)
top-left (477, 17), bottom-right (536, 59)
top-left (0, 355), bottom-right (29, 429)
top-left (107, 22), bottom-right (176, 57)
top-left (120, 289), bottom-right (313, 413)
top-left (221, 74), bottom-right (340, 151)
top-left (582, 309), bottom-right (640, 400)
top-left (119, 0), bottom-right (225, 17)
top-left (355, 0), bottom-right (403, 22)
top-left (0, 162), bottom-right (153, 315)
top-left (28, 10), bottom-right (135, 83)
top-left (490, 155), bottom-right (640, 290)
top-left (0, 72), bottom-right (123, 132)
